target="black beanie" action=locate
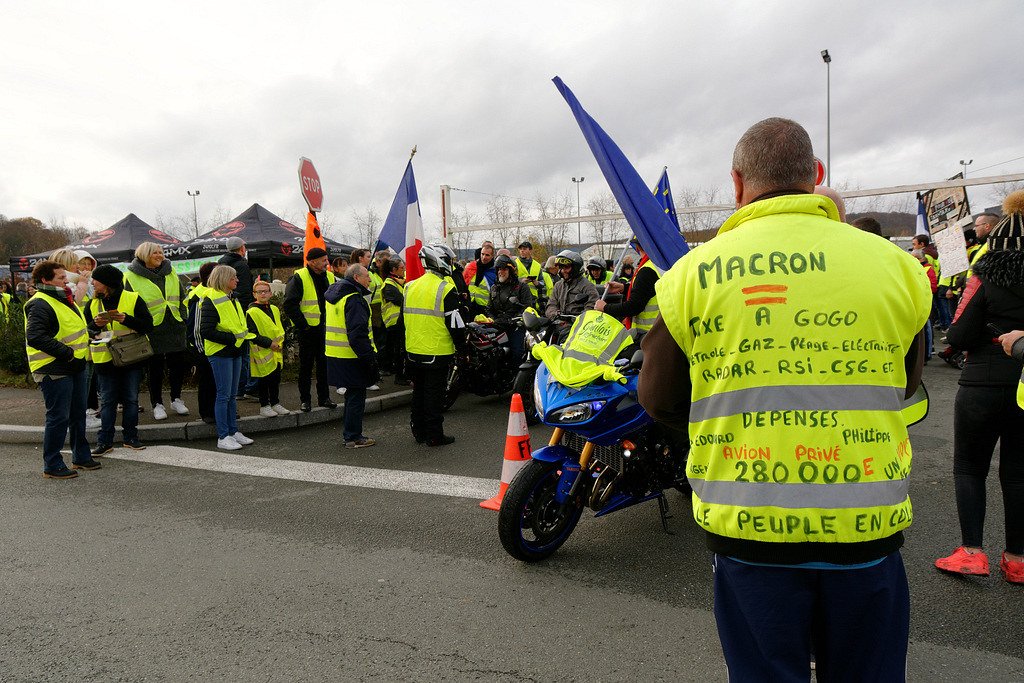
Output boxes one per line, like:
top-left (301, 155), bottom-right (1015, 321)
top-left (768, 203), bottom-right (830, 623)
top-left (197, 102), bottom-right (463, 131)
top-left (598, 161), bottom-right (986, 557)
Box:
top-left (91, 264), bottom-right (123, 289)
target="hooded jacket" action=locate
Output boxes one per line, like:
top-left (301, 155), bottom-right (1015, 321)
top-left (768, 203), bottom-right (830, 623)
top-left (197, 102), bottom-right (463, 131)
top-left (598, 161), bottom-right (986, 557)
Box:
top-left (947, 249), bottom-right (1024, 386)
top-left (324, 276), bottom-right (378, 389)
top-left (125, 258), bottom-right (187, 354)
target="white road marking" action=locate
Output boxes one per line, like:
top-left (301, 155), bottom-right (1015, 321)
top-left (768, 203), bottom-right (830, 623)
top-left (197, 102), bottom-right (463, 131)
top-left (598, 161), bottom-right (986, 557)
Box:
top-left (105, 445), bottom-right (499, 500)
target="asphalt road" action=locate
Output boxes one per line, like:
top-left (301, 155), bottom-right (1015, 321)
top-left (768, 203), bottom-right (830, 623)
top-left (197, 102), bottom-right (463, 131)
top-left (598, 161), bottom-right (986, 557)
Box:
top-left (1, 360), bottom-right (1022, 681)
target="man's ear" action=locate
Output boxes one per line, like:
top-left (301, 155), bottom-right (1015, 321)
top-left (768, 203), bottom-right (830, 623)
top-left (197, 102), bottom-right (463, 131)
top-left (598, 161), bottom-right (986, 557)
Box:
top-left (731, 169), bottom-right (744, 207)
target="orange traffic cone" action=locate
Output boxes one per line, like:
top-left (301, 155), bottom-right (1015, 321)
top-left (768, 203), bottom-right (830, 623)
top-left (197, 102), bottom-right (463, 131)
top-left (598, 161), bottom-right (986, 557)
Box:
top-left (480, 393), bottom-right (533, 510)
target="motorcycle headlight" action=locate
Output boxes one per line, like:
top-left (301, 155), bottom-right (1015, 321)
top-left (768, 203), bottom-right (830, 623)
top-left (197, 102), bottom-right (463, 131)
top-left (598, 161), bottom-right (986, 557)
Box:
top-left (550, 400), bottom-right (606, 424)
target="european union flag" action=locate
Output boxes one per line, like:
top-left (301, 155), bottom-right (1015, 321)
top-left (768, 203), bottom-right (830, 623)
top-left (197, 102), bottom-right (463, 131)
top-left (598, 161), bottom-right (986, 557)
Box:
top-left (653, 167), bottom-right (680, 231)
top-left (553, 77), bottom-right (688, 271)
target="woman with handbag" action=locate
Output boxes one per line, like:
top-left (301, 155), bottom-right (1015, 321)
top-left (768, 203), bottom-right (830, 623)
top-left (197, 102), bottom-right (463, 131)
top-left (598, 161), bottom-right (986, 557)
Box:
top-left (199, 265), bottom-right (256, 451)
top-left (85, 265), bottom-right (153, 455)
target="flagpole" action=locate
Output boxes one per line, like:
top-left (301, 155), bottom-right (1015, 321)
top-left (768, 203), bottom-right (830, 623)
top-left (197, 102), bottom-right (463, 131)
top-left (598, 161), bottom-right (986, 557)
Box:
top-left (600, 235), bottom-right (636, 302)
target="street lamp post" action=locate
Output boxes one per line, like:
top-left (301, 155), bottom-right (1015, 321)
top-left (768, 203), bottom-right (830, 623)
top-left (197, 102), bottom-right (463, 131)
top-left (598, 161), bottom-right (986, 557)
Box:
top-left (821, 49), bottom-right (831, 186)
top-left (187, 190), bottom-right (201, 236)
top-left (571, 176), bottom-right (585, 246)
top-left (959, 159), bottom-right (973, 178)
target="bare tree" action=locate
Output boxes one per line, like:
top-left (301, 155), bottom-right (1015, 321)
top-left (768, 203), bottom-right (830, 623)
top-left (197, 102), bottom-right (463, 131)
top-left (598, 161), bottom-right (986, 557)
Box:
top-left (351, 206), bottom-right (382, 251)
top-left (448, 206), bottom-right (478, 256)
top-left (585, 191), bottom-right (628, 258)
top-left (991, 180), bottom-right (1024, 205)
top-left (675, 186), bottom-right (731, 244)
top-left (534, 190), bottom-right (574, 254)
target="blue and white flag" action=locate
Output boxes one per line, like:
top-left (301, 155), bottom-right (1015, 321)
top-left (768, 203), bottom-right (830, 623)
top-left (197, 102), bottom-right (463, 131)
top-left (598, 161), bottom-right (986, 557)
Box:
top-left (553, 77), bottom-right (688, 271)
top-left (375, 160), bottom-right (425, 281)
top-left (653, 167), bottom-right (680, 231)
top-left (915, 196), bottom-right (930, 236)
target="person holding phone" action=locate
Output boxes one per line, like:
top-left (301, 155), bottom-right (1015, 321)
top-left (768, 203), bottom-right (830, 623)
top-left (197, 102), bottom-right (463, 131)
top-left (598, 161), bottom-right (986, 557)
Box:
top-left (936, 191), bottom-right (1024, 584)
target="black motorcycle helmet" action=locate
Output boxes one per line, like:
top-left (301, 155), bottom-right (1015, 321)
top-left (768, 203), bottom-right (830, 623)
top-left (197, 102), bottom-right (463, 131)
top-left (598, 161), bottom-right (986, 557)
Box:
top-left (554, 250), bottom-right (584, 280)
top-left (494, 254), bottom-right (516, 274)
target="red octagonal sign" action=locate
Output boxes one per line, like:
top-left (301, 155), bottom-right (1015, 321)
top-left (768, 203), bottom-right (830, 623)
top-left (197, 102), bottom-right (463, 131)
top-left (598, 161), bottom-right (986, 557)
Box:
top-left (298, 157), bottom-right (323, 213)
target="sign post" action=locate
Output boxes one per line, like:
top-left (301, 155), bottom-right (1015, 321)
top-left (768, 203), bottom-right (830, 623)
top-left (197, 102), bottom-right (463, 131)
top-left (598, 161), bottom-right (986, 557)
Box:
top-left (298, 157), bottom-right (326, 262)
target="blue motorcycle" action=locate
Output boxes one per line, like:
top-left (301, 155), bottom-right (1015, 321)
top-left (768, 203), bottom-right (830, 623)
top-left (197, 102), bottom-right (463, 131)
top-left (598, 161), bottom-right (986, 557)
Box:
top-left (498, 351), bottom-right (689, 562)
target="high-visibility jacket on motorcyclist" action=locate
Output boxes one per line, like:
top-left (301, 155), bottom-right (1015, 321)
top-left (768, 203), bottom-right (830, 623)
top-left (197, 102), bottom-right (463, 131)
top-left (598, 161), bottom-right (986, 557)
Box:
top-left (404, 271), bottom-right (456, 356)
top-left (532, 310), bottom-right (633, 387)
top-left (656, 193), bottom-right (932, 548)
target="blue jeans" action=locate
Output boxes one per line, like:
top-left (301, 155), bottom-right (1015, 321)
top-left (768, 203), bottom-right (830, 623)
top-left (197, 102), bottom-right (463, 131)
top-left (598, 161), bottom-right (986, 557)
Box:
top-left (39, 368), bottom-right (91, 472)
top-left (96, 366), bottom-right (142, 445)
top-left (209, 355), bottom-right (241, 439)
top-left (237, 341), bottom-right (258, 396)
top-left (713, 552), bottom-right (909, 682)
top-left (342, 386), bottom-right (367, 442)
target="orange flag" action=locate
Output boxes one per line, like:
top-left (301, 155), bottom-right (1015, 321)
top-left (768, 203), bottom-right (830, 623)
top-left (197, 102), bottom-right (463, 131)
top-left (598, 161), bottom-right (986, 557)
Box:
top-left (304, 211), bottom-right (327, 263)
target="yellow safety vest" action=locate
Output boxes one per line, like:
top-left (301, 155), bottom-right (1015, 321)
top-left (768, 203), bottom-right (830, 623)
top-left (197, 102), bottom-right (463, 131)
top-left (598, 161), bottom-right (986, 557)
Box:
top-left (186, 284), bottom-right (211, 308)
top-left (541, 271), bottom-right (554, 300)
top-left (0, 292), bottom-right (12, 320)
top-left (532, 310), bottom-right (633, 388)
top-left (295, 268), bottom-right (335, 327)
top-left (630, 260), bottom-right (664, 332)
top-left (1018, 369), bottom-right (1024, 411)
top-left (586, 270), bottom-right (612, 286)
top-left (203, 292), bottom-right (255, 357)
top-left (87, 290), bottom-right (142, 365)
top-left (656, 193), bottom-right (933, 545)
top-left (246, 304), bottom-right (284, 377)
top-left (468, 270), bottom-right (491, 307)
top-left (381, 278), bottom-right (404, 328)
top-left (124, 269), bottom-right (182, 326)
top-left (404, 271), bottom-right (456, 356)
top-left (24, 293), bottom-right (88, 373)
top-left (516, 258), bottom-right (543, 300)
top-left (325, 292), bottom-right (376, 359)
top-left (369, 271), bottom-right (384, 307)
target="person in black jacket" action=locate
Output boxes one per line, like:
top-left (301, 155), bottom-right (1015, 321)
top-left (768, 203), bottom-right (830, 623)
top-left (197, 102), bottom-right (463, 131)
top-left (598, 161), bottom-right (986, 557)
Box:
top-left (282, 248), bottom-right (337, 412)
top-left (25, 260), bottom-right (98, 478)
top-left (219, 237), bottom-right (256, 398)
top-left (596, 243), bottom-right (659, 328)
top-left (187, 262), bottom-right (217, 423)
top-left (325, 265), bottom-right (379, 448)
top-left (85, 265), bottom-right (153, 455)
top-left (936, 191), bottom-right (1024, 584)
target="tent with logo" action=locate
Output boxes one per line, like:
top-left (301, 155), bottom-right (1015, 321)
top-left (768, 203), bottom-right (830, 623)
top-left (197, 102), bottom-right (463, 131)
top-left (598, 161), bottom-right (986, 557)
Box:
top-left (8, 213), bottom-right (185, 274)
top-left (175, 203), bottom-right (356, 269)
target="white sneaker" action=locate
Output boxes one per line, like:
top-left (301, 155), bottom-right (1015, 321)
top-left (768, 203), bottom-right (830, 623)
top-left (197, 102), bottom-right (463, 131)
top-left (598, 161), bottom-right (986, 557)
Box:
top-left (232, 431), bottom-right (254, 446)
top-left (169, 398), bottom-right (190, 415)
top-left (368, 385), bottom-right (380, 391)
top-left (271, 404), bottom-right (291, 415)
top-left (85, 415), bottom-right (101, 429)
top-left (217, 436), bottom-right (242, 450)
top-left (336, 386), bottom-right (347, 395)
top-left (153, 404), bottom-right (168, 420)
top-left (86, 408), bottom-right (98, 418)
top-left (259, 405), bottom-right (278, 418)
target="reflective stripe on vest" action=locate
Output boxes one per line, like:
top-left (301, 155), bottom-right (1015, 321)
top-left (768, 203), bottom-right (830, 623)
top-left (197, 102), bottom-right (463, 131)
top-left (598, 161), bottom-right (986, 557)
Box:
top-left (468, 275), bottom-right (490, 307)
top-left (516, 258), bottom-right (542, 299)
top-left (381, 279), bottom-right (404, 328)
top-left (404, 272), bottom-right (455, 356)
top-left (296, 268), bottom-right (335, 326)
top-left (88, 290), bottom-right (141, 364)
top-left (203, 294), bottom-right (252, 356)
top-left (630, 260), bottom-right (663, 332)
top-left (24, 294), bottom-right (88, 372)
top-left (325, 292), bottom-right (376, 359)
top-left (246, 304), bottom-right (285, 378)
top-left (124, 270), bottom-right (181, 326)
top-left (655, 193), bottom-right (933, 545)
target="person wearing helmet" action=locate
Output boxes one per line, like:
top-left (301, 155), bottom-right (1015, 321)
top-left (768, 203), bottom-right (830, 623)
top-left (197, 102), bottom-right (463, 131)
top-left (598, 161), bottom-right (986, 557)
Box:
top-left (545, 250), bottom-right (598, 332)
top-left (431, 242), bottom-right (470, 307)
top-left (403, 245), bottom-right (466, 447)
top-left (489, 254), bottom-right (536, 366)
top-left (585, 257), bottom-right (613, 286)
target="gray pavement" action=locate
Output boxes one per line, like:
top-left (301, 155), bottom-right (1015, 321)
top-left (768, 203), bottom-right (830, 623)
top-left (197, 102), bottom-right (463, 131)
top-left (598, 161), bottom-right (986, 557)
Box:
top-left (1, 361), bottom-right (1023, 680)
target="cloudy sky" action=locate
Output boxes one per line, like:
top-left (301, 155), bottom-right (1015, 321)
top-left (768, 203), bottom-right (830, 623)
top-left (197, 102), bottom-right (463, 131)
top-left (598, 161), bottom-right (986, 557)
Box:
top-left (3, 0), bottom-right (1021, 243)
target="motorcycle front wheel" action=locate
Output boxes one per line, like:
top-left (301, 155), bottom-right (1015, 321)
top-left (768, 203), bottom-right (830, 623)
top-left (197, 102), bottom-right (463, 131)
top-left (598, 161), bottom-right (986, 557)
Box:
top-left (512, 368), bottom-right (539, 425)
top-left (442, 364), bottom-right (461, 412)
top-left (498, 459), bottom-right (584, 562)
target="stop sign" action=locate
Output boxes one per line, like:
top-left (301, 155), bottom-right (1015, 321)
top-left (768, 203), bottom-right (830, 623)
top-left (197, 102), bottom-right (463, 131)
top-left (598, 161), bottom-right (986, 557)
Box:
top-left (814, 157), bottom-right (827, 186)
top-left (298, 157), bottom-right (323, 212)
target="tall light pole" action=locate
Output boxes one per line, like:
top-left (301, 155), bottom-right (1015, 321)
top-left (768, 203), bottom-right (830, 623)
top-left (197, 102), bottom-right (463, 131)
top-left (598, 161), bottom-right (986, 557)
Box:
top-left (187, 189), bottom-right (201, 235)
top-left (571, 176), bottom-right (585, 246)
top-left (959, 159), bottom-right (973, 178)
top-left (821, 49), bottom-right (831, 186)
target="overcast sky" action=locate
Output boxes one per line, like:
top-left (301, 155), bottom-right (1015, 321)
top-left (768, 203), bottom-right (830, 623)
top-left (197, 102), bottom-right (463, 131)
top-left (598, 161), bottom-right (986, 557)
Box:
top-left (3, 0), bottom-right (1022, 243)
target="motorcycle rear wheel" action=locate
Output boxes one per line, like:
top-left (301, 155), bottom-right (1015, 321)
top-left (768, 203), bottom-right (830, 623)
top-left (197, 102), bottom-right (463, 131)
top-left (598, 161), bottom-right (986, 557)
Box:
top-left (442, 364), bottom-right (461, 412)
top-left (513, 368), bottom-right (539, 425)
top-left (498, 459), bottom-right (584, 562)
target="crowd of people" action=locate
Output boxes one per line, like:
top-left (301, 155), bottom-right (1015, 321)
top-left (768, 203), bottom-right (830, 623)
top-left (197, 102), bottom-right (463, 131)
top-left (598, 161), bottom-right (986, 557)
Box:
top-left (7, 116), bottom-right (1024, 680)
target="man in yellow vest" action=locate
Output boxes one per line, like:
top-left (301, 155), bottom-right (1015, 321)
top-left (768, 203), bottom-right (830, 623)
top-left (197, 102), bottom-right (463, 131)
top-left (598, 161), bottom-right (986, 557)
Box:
top-left (515, 241), bottom-right (546, 304)
top-left (24, 260), bottom-right (99, 478)
top-left (380, 258), bottom-right (409, 385)
top-left (404, 245), bottom-right (466, 447)
top-left (324, 264), bottom-right (379, 448)
top-left (639, 117), bottom-right (931, 680)
top-left (282, 247), bottom-right (338, 412)
top-left (85, 265), bottom-right (153, 456)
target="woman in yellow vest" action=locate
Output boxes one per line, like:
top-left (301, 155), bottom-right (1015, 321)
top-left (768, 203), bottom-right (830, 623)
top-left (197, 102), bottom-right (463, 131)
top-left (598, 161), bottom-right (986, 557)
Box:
top-left (124, 242), bottom-right (189, 421)
top-left (380, 257), bottom-right (409, 385)
top-left (324, 264), bottom-right (379, 448)
top-left (198, 265), bottom-right (256, 451)
top-left (84, 265), bottom-right (153, 455)
top-left (24, 260), bottom-right (96, 478)
top-left (246, 280), bottom-right (289, 418)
